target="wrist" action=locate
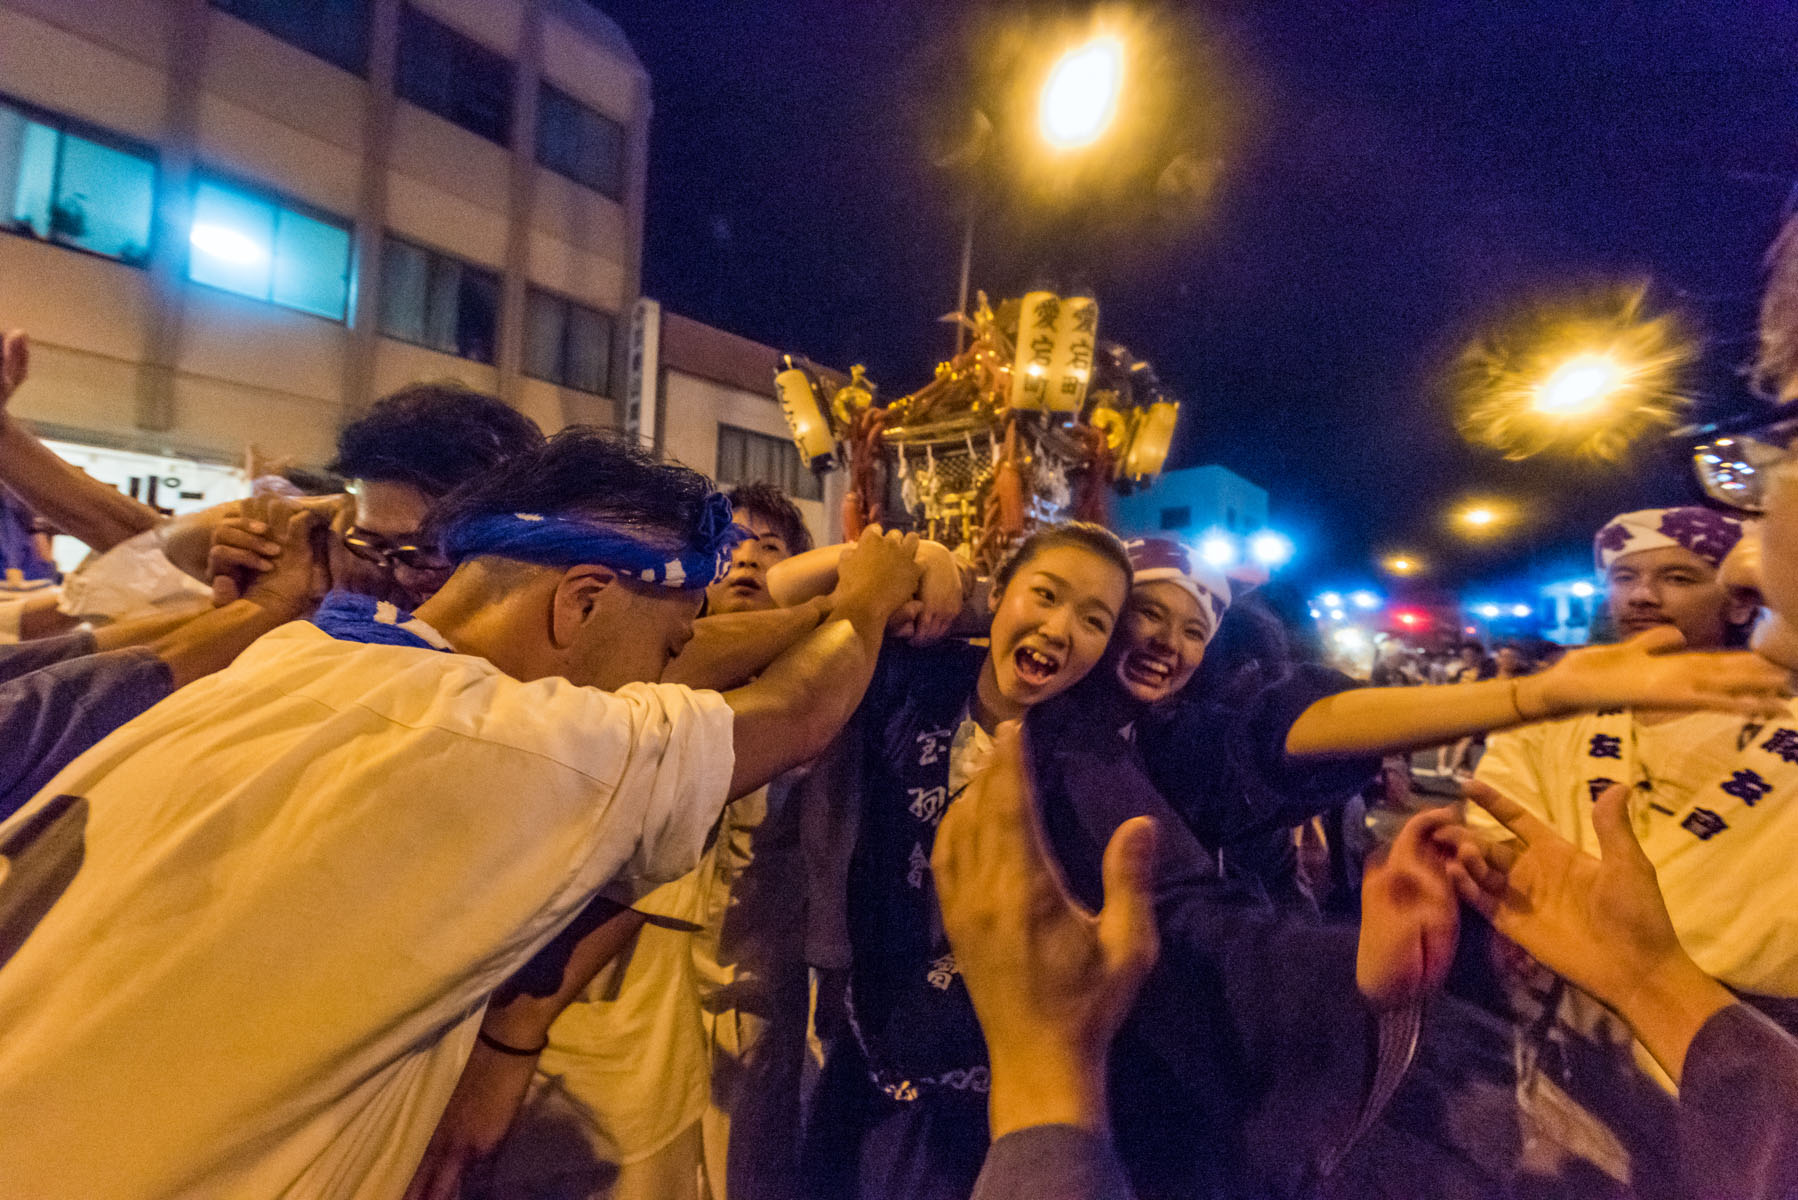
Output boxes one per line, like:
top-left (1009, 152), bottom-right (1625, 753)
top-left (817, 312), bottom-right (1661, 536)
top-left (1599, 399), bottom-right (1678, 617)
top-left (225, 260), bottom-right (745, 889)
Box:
top-left (1609, 950), bottom-right (1734, 1082)
top-left (986, 1045), bottom-right (1109, 1141)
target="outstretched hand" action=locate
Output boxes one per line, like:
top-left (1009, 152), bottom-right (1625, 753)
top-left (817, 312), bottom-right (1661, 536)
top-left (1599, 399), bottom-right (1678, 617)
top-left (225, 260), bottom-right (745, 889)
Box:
top-left (933, 722), bottom-right (1159, 1137)
top-left (213, 496), bottom-right (326, 618)
top-left (832, 525), bottom-right (924, 626)
top-left (1357, 806), bottom-right (1462, 1008)
top-left (1523, 625), bottom-right (1792, 721)
top-left (1, 330), bottom-right (27, 410)
top-left (1438, 781), bottom-right (1734, 1081)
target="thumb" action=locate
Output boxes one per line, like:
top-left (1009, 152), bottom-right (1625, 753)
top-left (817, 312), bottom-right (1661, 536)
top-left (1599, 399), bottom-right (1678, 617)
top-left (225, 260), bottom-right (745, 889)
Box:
top-left (1591, 782), bottom-right (1652, 871)
top-left (1097, 816), bottom-right (1160, 981)
top-left (1630, 624), bottom-right (1687, 656)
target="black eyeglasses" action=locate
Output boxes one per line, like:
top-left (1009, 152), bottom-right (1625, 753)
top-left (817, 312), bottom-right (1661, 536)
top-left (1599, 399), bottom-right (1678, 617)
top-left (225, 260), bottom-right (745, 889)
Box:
top-left (1679, 398), bottom-right (1798, 515)
top-left (340, 526), bottom-right (452, 574)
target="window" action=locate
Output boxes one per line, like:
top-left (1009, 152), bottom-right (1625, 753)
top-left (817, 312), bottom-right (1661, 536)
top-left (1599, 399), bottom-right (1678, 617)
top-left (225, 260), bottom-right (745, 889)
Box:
top-left (0, 100), bottom-right (154, 265)
top-left (1159, 505), bottom-right (1190, 530)
top-left (396, 6), bottom-right (513, 145)
top-left (524, 288), bottom-right (614, 395)
top-left (536, 84), bottom-right (625, 200)
top-left (379, 236), bottom-right (499, 363)
top-left (187, 178), bottom-right (352, 319)
top-left (212, 0), bottom-right (371, 75)
top-left (716, 426), bottom-right (822, 502)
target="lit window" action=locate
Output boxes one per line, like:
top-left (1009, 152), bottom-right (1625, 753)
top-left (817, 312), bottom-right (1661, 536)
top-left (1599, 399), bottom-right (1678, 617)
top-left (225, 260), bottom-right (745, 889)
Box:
top-left (187, 179), bottom-right (351, 320)
top-left (211, 0), bottom-right (371, 75)
top-left (524, 288), bottom-right (613, 395)
top-left (536, 84), bottom-right (625, 200)
top-left (715, 426), bottom-right (822, 502)
top-left (0, 100), bottom-right (155, 265)
top-left (396, 6), bottom-right (513, 146)
top-left (379, 236), bottom-right (498, 363)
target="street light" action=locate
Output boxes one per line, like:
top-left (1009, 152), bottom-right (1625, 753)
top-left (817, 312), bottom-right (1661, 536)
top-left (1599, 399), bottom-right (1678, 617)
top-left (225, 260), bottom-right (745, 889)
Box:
top-left (1535, 353), bottom-right (1625, 416)
top-left (1383, 555), bottom-right (1421, 576)
top-left (1040, 36), bottom-right (1125, 150)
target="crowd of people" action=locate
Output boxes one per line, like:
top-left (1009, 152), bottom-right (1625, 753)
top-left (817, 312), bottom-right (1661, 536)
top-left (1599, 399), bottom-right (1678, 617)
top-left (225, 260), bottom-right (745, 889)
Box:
top-left (3, 235), bottom-right (1798, 1200)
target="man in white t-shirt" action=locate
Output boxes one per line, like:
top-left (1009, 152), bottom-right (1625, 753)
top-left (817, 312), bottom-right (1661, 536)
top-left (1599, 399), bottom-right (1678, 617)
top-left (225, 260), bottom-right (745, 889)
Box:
top-left (1475, 506), bottom-right (1798, 998)
top-left (0, 429), bottom-right (923, 1200)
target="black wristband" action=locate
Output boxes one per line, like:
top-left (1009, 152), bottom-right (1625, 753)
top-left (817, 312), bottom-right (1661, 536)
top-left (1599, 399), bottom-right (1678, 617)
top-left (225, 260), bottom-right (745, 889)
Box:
top-left (478, 1028), bottom-right (548, 1057)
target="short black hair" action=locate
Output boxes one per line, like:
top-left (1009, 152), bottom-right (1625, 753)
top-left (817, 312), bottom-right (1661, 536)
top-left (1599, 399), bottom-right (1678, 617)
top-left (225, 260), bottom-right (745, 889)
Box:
top-left (427, 426), bottom-right (718, 557)
top-left (330, 381), bottom-right (544, 498)
top-left (991, 522), bottom-right (1132, 598)
top-left (727, 481), bottom-right (813, 554)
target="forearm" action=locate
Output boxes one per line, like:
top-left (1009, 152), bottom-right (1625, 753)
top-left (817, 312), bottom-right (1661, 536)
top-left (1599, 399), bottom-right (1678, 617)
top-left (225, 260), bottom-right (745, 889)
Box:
top-left (1285, 679), bottom-right (1532, 759)
top-left (764, 542), bottom-right (848, 607)
top-left (0, 416), bottom-right (161, 552)
top-left (1610, 953), bottom-right (1736, 1086)
top-left (484, 898), bottom-right (644, 1047)
top-left (662, 596), bottom-right (831, 689)
top-left (151, 600), bottom-right (294, 688)
top-left (723, 600), bottom-right (889, 797)
top-left (89, 606), bottom-right (215, 653)
top-left (157, 504), bottom-right (239, 582)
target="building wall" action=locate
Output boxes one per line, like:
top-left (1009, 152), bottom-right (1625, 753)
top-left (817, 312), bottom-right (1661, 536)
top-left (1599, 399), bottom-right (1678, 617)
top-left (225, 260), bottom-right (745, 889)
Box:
top-left (1111, 465), bottom-right (1270, 540)
top-left (0, 0), bottom-right (646, 467)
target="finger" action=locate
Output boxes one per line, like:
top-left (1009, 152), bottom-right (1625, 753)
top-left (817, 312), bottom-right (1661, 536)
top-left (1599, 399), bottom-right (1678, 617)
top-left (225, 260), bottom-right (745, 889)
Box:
top-left (1461, 780), bottom-right (1555, 848)
top-left (1445, 861), bottom-right (1500, 919)
top-left (216, 524), bottom-right (281, 558)
top-left (1629, 624), bottom-right (1687, 656)
top-left (211, 574), bottom-right (242, 606)
top-left (1420, 905), bottom-right (1460, 992)
top-left (210, 545), bottom-right (274, 575)
top-left (1097, 815), bottom-right (1160, 982)
top-left (1590, 783), bottom-right (1652, 872)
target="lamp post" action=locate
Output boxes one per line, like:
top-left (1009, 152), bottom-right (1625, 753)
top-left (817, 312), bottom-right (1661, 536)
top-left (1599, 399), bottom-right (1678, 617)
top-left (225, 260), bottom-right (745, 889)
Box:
top-left (951, 33), bottom-right (1127, 353)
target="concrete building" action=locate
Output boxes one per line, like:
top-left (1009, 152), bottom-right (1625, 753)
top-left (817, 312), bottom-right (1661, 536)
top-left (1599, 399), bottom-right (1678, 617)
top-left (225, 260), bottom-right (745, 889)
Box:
top-left (644, 301), bottom-right (843, 548)
top-left (0, 0), bottom-right (648, 469)
top-left (1109, 463), bottom-right (1284, 585)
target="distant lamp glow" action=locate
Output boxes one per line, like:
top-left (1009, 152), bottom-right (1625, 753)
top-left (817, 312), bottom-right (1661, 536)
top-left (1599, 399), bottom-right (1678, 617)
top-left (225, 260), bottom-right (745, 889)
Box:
top-left (1535, 354), bottom-right (1623, 416)
top-left (1332, 627), bottom-right (1368, 652)
top-left (189, 222), bottom-right (267, 265)
top-left (1350, 589), bottom-right (1380, 610)
top-left (1396, 611), bottom-right (1422, 627)
top-left (1476, 603), bottom-right (1501, 619)
top-left (1309, 607), bottom-right (1322, 619)
top-left (1198, 532), bottom-right (1237, 568)
top-left (1329, 608), bottom-right (1346, 621)
top-left (1248, 530), bottom-right (1294, 568)
top-left (1383, 556), bottom-right (1420, 575)
top-left (1511, 604), bottom-right (1533, 618)
top-left (1039, 35), bottom-right (1124, 150)
top-left (1318, 591), bottom-right (1344, 610)
top-left (1570, 580), bottom-right (1596, 598)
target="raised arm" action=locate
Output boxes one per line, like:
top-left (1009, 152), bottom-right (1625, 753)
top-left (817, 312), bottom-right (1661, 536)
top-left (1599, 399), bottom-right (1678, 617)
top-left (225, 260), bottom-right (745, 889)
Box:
top-left (767, 534), bottom-right (971, 645)
top-left (721, 527), bottom-right (920, 797)
top-left (660, 596), bottom-right (832, 690)
top-left (0, 332), bottom-right (162, 552)
top-left (1285, 627), bottom-right (1791, 759)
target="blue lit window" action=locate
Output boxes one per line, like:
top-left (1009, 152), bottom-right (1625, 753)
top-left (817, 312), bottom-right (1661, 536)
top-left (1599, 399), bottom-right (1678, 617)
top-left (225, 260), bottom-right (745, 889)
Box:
top-left (187, 178), bottom-right (351, 320)
top-left (0, 99), bottom-right (155, 265)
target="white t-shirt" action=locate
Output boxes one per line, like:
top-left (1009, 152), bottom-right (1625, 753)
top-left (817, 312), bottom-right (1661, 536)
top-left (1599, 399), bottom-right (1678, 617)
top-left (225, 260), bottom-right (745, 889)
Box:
top-left (0, 620), bottom-right (735, 1199)
top-left (1475, 707), bottom-right (1798, 996)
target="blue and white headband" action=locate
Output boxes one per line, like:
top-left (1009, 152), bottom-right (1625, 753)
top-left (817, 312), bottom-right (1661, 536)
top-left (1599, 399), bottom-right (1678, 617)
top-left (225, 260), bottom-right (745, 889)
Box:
top-left (442, 493), bottom-right (745, 590)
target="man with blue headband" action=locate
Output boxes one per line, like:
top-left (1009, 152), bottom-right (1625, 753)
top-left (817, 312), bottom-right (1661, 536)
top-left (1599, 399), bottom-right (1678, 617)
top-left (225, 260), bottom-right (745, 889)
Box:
top-left (0, 428), bottom-right (925, 1199)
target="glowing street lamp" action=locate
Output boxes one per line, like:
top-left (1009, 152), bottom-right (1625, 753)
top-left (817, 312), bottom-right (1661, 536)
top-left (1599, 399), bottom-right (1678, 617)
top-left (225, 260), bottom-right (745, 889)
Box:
top-left (1039, 35), bottom-right (1125, 150)
top-left (1571, 580), bottom-right (1596, 598)
top-left (1383, 555), bottom-right (1420, 576)
top-left (1248, 530), bottom-right (1294, 568)
top-left (1535, 353), bottom-right (1624, 416)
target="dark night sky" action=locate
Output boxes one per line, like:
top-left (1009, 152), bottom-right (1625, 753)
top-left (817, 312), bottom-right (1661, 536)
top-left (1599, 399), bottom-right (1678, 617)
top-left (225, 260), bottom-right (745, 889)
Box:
top-left (599, 0), bottom-right (1798, 592)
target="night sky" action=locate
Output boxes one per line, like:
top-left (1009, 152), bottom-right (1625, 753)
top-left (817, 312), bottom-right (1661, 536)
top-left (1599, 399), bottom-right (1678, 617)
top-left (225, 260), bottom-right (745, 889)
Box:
top-left (601, 0), bottom-right (1798, 592)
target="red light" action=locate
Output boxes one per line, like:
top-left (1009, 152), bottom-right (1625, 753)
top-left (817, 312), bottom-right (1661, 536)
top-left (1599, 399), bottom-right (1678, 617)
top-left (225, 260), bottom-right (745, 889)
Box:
top-left (1397, 611), bottom-right (1421, 627)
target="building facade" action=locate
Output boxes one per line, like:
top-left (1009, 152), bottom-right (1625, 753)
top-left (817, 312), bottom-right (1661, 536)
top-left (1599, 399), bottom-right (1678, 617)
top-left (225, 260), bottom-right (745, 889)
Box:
top-left (0, 0), bottom-right (648, 468)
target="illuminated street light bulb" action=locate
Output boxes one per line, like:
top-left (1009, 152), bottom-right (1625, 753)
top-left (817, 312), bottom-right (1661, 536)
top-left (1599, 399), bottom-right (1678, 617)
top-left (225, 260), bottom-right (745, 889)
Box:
top-left (1249, 531), bottom-right (1294, 568)
top-left (1462, 507), bottom-right (1496, 527)
top-left (1198, 533), bottom-right (1237, 568)
top-left (1535, 353), bottom-right (1624, 416)
top-left (1511, 604), bottom-right (1533, 618)
top-left (1329, 609), bottom-right (1346, 622)
top-left (1384, 556), bottom-right (1419, 575)
top-left (1570, 580), bottom-right (1596, 598)
top-left (1039, 35), bottom-right (1124, 149)
top-left (1476, 603), bottom-right (1501, 619)
top-left (1351, 590), bottom-right (1380, 610)
top-left (1317, 592), bottom-right (1343, 610)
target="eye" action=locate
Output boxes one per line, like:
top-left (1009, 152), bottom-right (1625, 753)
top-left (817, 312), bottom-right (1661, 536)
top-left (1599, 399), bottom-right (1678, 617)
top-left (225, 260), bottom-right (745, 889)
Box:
top-left (1085, 614), bottom-right (1112, 634)
top-left (1032, 585), bottom-right (1055, 603)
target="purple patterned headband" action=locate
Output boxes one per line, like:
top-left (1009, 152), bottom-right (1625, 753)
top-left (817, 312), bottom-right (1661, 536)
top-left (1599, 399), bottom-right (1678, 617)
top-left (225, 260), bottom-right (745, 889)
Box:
top-left (1594, 507), bottom-right (1744, 573)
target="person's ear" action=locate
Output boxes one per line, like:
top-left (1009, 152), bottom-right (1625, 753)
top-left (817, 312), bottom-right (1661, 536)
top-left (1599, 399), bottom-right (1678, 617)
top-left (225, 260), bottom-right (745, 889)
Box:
top-left (987, 579), bottom-right (1003, 616)
top-left (550, 564), bottom-right (619, 649)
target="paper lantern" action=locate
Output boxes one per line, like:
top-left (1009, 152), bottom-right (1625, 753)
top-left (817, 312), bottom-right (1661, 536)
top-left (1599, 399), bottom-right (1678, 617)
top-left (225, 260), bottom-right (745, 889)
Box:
top-left (774, 356), bottom-right (836, 468)
top-left (1122, 400), bottom-right (1178, 479)
top-left (1009, 291), bottom-right (1059, 411)
top-left (1046, 295), bottom-right (1098, 413)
